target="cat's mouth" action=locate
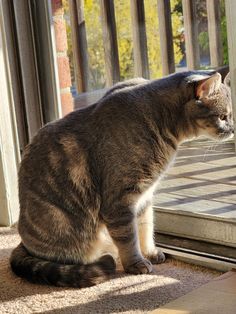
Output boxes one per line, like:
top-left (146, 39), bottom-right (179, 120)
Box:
top-left (199, 126), bottom-right (234, 142)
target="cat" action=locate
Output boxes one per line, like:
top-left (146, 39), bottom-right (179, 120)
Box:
top-left (10, 70), bottom-right (233, 288)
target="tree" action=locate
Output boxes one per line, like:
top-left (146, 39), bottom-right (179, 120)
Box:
top-left (173, 0), bottom-right (228, 67)
top-left (63, 0), bottom-right (188, 91)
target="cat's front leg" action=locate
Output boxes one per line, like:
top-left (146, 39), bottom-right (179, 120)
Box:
top-left (103, 205), bottom-right (153, 275)
top-left (138, 204), bottom-right (165, 264)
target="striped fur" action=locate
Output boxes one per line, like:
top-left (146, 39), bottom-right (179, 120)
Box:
top-left (10, 244), bottom-right (115, 287)
top-left (10, 71), bottom-right (233, 287)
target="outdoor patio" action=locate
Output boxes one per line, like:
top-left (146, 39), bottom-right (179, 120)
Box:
top-left (155, 138), bottom-right (236, 219)
top-left (152, 138), bottom-right (236, 256)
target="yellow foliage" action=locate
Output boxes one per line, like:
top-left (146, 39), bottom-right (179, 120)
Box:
top-left (171, 0), bottom-right (184, 66)
top-left (145, 0), bottom-right (162, 78)
top-left (63, 0), bottom-right (184, 91)
top-left (84, 0), bottom-right (105, 89)
top-left (114, 0), bottom-right (133, 80)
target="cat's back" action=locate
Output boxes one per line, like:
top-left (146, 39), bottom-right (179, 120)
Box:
top-left (19, 104), bottom-right (97, 193)
top-left (22, 103), bottom-right (96, 155)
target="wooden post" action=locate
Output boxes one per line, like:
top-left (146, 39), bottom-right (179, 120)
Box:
top-left (182, 0), bottom-right (200, 70)
top-left (225, 0), bottom-right (236, 150)
top-left (100, 0), bottom-right (120, 87)
top-left (207, 0), bottom-right (223, 67)
top-left (157, 0), bottom-right (175, 76)
top-left (130, 0), bottom-right (149, 78)
top-left (69, 0), bottom-right (89, 93)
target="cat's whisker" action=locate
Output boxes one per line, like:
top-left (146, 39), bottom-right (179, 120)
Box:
top-left (210, 143), bottom-right (216, 151)
top-left (212, 140), bottom-right (219, 151)
top-left (203, 143), bottom-right (215, 161)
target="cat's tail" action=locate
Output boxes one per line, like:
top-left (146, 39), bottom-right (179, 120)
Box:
top-left (10, 243), bottom-right (116, 287)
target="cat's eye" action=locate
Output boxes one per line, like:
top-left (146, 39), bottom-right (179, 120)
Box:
top-left (219, 114), bottom-right (227, 121)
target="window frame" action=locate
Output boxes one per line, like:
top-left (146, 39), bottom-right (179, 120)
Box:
top-left (0, 0), bottom-right (61, 226)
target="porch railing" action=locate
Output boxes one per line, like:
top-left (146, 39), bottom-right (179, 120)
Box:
top-left (68, 0), bottom-right (224, 94)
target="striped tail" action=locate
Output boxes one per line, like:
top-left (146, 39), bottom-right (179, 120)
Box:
top-left (10, 243), bottom-right (116, 288)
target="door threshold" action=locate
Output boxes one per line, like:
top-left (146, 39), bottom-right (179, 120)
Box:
top-left (155, 233), bottom-right (236, 272)
top-left (154, 207), bottom-right (236, 247)
top-left (160, 246), bottom-right (236, 272)
top-left (156, 234), bottom-right (236, 272)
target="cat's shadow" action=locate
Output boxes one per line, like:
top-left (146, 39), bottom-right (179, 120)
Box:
top-left (33, 282), bottom-right (180, 314)
top-left (1, 255), bottom-right (216, 313)
top-left (0, 256), bottom-right (178, 311)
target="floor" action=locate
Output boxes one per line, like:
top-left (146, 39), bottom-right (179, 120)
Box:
top-left (0, 227), bottom-right (220, 314)
top-left (155, 138), bottom-right (236, 219)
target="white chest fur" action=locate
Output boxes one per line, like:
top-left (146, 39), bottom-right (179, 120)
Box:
top-left (134, 152), bottom-right (176, 214)
top-left (134, 178), bottom-right (161, 214)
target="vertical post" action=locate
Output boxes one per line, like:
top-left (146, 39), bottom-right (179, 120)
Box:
top-left (225, 0), bottom-right (236, 150)
top-left (157, 0), bottom-right (175, 76)
top-left (207, 0), bottom-right (223, 67)
top-left (130, 0), bottom-right (149, 78)
top-left (100, 0), bottom-right (120, 87)
top-left (69, 0), bottom-right (89, 93)
top-left (182, 0), bottom-right (200, 70)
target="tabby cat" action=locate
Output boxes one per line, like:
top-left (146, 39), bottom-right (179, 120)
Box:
top-left (10, 71), bottom-right (233, 287)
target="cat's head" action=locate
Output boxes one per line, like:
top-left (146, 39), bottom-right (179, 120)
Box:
top-left (185, 72), bottom-right (234, 141)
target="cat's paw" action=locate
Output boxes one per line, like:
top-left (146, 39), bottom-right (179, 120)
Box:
top-left (147, 248), bottom-right (166, 264)
top-left (124, 258), bottom-right (153, 274)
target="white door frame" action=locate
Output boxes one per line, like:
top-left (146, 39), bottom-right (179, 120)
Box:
top-left (0, 0), bottom-right (61, 226)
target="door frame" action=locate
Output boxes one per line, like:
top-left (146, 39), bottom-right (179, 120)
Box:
top-left (0, 0), bottom-right (61, 226)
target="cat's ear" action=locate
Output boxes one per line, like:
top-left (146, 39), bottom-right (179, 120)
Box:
top-left (224, 72), bottom-right (230, 88)
top-left (195, 72), bottom-right (222, 99)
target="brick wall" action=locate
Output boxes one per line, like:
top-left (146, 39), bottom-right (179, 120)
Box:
top-left (51, 0), bottom-right (73, 116)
